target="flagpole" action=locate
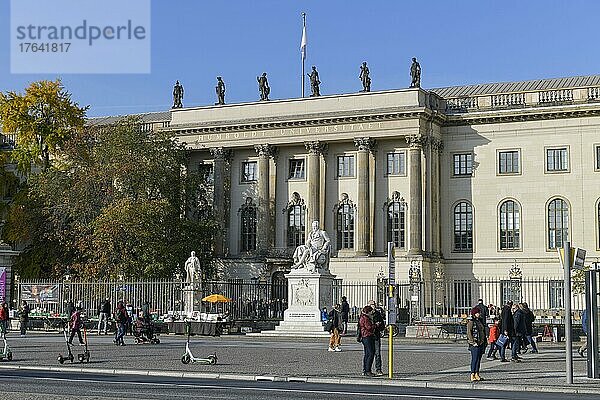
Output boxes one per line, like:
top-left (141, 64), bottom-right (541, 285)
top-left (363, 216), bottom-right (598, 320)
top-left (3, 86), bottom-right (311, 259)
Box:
top-left (301, 12), bottom-right (306, 98)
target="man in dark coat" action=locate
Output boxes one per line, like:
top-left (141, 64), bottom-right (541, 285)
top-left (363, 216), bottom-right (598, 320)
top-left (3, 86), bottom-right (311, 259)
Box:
top-left (369, 300), bottom-right (385, 376)
top-left (513, 304), bottom-right (528, 356)
top-left (340, 296), bottom-right (350, 335)
top-left (475, 299), bottom-right (489, 328)
top-left (499, 301), bottom-right (517, 362)
top-left (522, 302), bottom-right (538, 353)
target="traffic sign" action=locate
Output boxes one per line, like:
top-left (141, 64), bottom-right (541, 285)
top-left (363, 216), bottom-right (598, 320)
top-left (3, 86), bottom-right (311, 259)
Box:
top-left (558, 247), bottom-right (587, 270)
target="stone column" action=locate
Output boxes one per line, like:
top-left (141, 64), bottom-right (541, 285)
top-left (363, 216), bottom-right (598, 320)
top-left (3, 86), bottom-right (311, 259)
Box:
top-left (210, 147), bottom-right (232, 256)
top-left (254, 144), bottom-right (277, 254)
top-left (431, 138), bottom-right (444, 256)
top-left (406, 134), bottom-right (425, 256)
top-left (354, 137), bottom-right (375, 256)
top-left (304, 141), bottom-right (327, 226)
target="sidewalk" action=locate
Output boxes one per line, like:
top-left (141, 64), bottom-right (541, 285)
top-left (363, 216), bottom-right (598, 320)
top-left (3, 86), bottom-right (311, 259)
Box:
top-left (1, 332), bottom-right (598, 395)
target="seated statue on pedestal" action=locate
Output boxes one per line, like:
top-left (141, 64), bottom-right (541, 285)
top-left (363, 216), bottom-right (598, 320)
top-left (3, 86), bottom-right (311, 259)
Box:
top-left (292, 221), bottom-right (331, 273)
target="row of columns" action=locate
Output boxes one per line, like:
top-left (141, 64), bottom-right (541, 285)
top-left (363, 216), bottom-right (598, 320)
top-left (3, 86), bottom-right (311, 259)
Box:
top-left (209, 133), bottom-right (443, 257)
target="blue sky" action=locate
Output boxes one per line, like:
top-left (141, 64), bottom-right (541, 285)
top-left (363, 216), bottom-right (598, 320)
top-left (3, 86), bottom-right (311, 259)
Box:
top-left (1, 1), bottom-right (598, 117)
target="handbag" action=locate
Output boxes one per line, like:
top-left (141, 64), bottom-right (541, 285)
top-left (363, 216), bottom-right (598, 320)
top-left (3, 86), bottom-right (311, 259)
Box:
top-left (324, 319), bottom-right (333, 332)
top-left (496, 333), bottom-right (508, 347)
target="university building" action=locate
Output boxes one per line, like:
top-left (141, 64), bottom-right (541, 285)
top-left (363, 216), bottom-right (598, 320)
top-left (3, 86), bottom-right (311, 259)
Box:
top-left (3, 74), bottom-right (600, 310)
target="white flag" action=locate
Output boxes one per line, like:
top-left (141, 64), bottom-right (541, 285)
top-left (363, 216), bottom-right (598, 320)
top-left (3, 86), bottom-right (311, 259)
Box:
top-left (300, 25), bottom-right (307, 61)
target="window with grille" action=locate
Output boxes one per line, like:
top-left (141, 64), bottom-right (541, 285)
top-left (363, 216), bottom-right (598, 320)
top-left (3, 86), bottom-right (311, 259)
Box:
top-left (337, 204), bottom-right (355, 249)
top-left (386, 152), bottom-right (406, 175)
top-left (499, 200), bottom-right (520, 250)
top-left (288, 159), bottom-right (305, 180)
top-left (546, 148), bottom-right (568, 172)
top-left (337, 155), bottom-right (355, 177)
top-left (453, 153), bottom-right (473, 176)
top-left (548, 280), bottom-right (564, 309)
top-left (498, 150), bottom-right (520, 174)
top-left (548, 198), bottom-right (569, 249)
top-left (241, 161), bottom-right (257, 182)
top-left (453, 201), bottom-right (473, 251)
top-left (241, 206), bottom-right (257, 251)
top-left (287, 205), bottom-right (305, 247)
top-left (387, 202), bottom-right (406, 249)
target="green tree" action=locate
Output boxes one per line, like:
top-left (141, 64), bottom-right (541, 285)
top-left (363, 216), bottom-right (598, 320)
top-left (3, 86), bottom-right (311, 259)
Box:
top-left (0, 79), bottom-right (87, 174)
top-left (6, 117), bottom-right (216, 279)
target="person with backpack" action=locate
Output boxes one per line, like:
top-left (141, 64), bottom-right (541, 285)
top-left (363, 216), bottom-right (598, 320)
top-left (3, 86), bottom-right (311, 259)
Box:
top-left (467, 307), bottom-right (487, 382)
top-left (368, 300), bottom-right (385, 376)
top-left (327, 303), bottom-right (343, 352)
top-left (114, 301), bottom-right (128, 346)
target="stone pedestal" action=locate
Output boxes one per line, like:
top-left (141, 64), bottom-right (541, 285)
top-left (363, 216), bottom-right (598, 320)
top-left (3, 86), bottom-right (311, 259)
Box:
top-left (259, 269), bottom-right (335, 337)
top-left (182, 285), bottom-right (198, 316)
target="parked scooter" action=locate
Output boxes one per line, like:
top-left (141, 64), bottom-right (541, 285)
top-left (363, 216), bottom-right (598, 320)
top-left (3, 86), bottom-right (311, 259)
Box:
top-left (181, 320), bottom-right (217, 365)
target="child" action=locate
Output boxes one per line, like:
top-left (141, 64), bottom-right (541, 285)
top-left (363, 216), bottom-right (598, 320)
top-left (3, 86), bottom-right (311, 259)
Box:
top-left (68, 307), bottom-right (85, 345)
top-left (486, 318), bottom-right (500, 360)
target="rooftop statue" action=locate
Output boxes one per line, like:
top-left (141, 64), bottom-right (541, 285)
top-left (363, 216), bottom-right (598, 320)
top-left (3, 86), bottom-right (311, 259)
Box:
top-left (215, 76), bottom-right (226, 105)
top-left (172, 80), bottom-right (184, 108)
top-left (359, 62), bottom-right (371, 92)
top-left (410, 57), bottom-right (421, 88)
top-left (308, 66), bottom-right (321, 97)
top-left (257, 72), bottom-right (270, 101)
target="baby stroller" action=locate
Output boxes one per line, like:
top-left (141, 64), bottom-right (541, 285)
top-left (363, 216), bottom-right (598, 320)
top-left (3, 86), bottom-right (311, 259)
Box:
top-left (133, 317), bottom-right (160, 344)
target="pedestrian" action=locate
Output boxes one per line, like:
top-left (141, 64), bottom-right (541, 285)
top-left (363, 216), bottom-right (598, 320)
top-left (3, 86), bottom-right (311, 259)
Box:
top-left (358, 305), bottom-right (376, 377)
top-left (522, 302), bottom-right (538, 354)
top-left (68, 306), bottom-right (85, 345)
top-left (327, 303), bottom-right (343, 352)
top-left (513, 303), bottom-right (527, 360)
top-left (321, 307), bottom-right (328, 322)
top-left (18, 300), bottom-right (30, 336)
top-left (141, 300), bottom-right (151, 323)
top-left (0, 301), bottom-right (9, 336)
top-left (499, 301), bottom-right (517, 362)
top-left (578, 309), bottom-right (588, 357)
top-left (126, 302), bottom-right (134, 335)
top-left (114, 301), bottom-right (128, 346)
top-left (475, 298), bottom-right (488, 327)
top-left (467, 307), bottom-right (487, 382)
top-left (98, 298), bottom-right (111, 335)
top-left (368, 300), bottom-right (385, 376)
top-left (486, 318), bottom-right (500, 360)
top-left (340, 296), bottom-right (350, 335)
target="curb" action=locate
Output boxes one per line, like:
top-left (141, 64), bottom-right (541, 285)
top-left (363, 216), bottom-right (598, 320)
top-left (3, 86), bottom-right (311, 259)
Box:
top-left (0, 364), bottom-right (598, 395)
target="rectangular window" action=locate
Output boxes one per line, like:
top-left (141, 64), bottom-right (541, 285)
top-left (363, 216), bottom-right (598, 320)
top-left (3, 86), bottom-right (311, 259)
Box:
top-left (596, 145), bottom-right (600, 170)
top-left (548, 280), bottom-right (564, 309)
top-left (453, 153), bottom-right (473, 176)
top-left (386, 152), bottom-right (406, 175)
top-left (546, 148), bottom-right (568, 172)
top-left (288, 159), bottom-right (305, 180)
top-left (337, 155), bottom-right (355, 177)
top-left (241, 161), bottom-right (257, 182)
top-left (498, 150), bottom-right (520, 174)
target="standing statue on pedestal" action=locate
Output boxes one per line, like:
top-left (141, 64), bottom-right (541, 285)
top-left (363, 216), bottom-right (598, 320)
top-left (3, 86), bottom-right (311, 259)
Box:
top-left (292, 221), bottom-right (331, 273)
top-left (359, 62), bottom-right (371, 92)
top-left (257, 72), bottom-right (270, 101)
top-left (308, 66), bottom-right (321, 97)
top-left (215, 76), bottom-right (226, 105)
top-left (410, 57), bottom-right (421, 88)
top-left (172, 80), bottom-right (184, 108)
top-left (184, 251), bottom-right (201, 285)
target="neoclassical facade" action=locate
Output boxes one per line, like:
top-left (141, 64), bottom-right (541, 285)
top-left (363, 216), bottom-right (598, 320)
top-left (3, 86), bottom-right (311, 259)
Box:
top-left (7, 75), bottom-right (600, 287)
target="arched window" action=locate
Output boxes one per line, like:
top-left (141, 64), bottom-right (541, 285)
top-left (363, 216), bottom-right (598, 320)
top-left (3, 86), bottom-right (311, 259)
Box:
top-left (386, 192), bottom-right (406, 249)
top-left (548, 198), bottom-right (569, 249)
top-left (454, 201), bottom-right (473, 251)
top-left (335, 193), bottom-right (355, 250)
top-left (287, 205), bottom-right (305, 247)
top-left (499, 200), bottom-right (520, 250)
top-left (240, 197), bottom-right (257, 252)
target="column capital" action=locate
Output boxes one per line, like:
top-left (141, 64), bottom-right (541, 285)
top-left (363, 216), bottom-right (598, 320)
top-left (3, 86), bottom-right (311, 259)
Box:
top-left (431, 137), bottom-right (444, 153)
top-left (304, 141), bottom-right (328, 155)
top-left (254, 143), bottom-right (277, 158)
top-left (353, 137), bottom-right (376, 152)
top-left (209, 147), bottom-right (232, 161)
top-left (405, 134), bottom-right (427, 149)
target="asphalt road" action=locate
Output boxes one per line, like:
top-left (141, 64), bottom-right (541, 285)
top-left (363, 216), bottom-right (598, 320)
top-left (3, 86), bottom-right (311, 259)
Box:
top-left (0, 369), bottom-right (597, 400)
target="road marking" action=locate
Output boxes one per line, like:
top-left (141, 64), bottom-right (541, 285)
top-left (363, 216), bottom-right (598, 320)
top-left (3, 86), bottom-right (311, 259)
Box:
top-left (0, 374), bottom-right (513, 400)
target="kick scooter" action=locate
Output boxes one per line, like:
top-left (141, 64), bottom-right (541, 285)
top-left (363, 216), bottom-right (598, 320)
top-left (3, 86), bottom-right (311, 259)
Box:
top-left (181, 320), bottom-right (217, 365)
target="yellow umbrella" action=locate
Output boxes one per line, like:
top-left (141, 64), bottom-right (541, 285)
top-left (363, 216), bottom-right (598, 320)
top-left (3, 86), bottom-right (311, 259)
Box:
top-left (202, 294), bottom-right (231, 303)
